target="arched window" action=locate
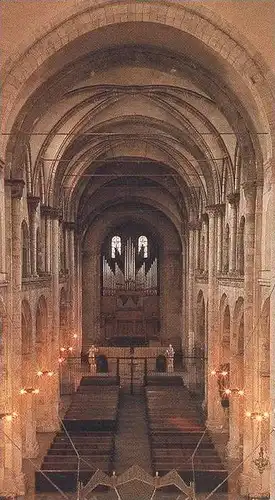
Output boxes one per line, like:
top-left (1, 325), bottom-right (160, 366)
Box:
top-left (111, 236), bottom-right (121, 258)
top-left (138, 235), bottom-right (148, 258)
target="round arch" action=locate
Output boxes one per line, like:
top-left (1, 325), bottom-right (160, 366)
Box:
top-left (2, 1), bottom-right (274, 182)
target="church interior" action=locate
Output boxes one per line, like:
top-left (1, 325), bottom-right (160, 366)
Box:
top-left (0, 1), bottom-right (275, 499)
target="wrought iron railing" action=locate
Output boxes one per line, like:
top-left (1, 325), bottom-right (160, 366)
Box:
top-left (59, 355), bottom-right (207, 398)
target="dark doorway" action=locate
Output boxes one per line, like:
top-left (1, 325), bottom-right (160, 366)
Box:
top-left (96, 354), bottom-right (108, 373)
top-left (156, 354), bottom-right (166, 372)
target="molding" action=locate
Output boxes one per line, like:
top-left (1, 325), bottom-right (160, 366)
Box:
top-left (227, 192), bottom-right (240, 205)
top-left (40, 205), bottom-right (59, 218)
top-left (27, 195), bottom-right (40, 211)
top-left (4, 178), bottom-right (25, 199)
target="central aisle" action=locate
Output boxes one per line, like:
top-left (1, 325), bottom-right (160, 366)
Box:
top-left (114, 388), bottom-right (152, 474)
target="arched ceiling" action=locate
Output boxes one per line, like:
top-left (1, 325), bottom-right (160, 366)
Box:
top-left (2, 4), bottom-right (274, 242)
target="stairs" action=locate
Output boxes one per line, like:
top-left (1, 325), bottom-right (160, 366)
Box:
top-left (114, 388), bottom-right (152, 474)
top-left (145, 376), bottom-right (228, 493)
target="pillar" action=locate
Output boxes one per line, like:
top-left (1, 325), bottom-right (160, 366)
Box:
top-left (228, 193), bottom-right (240, 274)
top-left (187, 221), bottom-right (200, 389)
top-left (206, 205), bottom-right (224, 430)
top-left (50, 212), bottom-right (60, 430)
top-left (27, 196), bottom-right (40, 276)
top-left (2, 178), bottom-right (25, 496)
top-left (269, 180), bottom-right (275, 499)
top-left (227, 354), bottom-right (243, 459)
top-left (240, 181), bottom-right (259, 495)
top-left (216, 205), bottom-right (225, 274)
top-left (65, 222), bottom-right (78, 350)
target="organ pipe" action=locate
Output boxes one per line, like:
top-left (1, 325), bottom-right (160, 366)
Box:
top-left (103, 239), bottom-right (157, 295)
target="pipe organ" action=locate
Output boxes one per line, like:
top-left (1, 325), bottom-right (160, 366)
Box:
top-left (102, 237), bottom-right (158, 296)
top-left (101, 233), bottom-right (159, 345)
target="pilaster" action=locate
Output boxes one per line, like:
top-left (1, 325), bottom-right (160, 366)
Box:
top-left (2, 178), bottom-right (25, 495)
top-left (227, 193), bottom-right (240, 274)
top-left (27, 195), bottom-right (40, 276)
top-left (240, 181), bottom-right (259, 495)
top-left (205, 204), bottom-right (224, 431)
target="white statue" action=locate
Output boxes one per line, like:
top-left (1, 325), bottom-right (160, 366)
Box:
top-left (88, 344), bottom-right (98, 374)
top-left (165, 344), bottom-right (175, 373)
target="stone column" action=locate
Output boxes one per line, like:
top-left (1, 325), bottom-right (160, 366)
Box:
top-left (27, 196), bottom-right (40, 276)
top-left (2, 179), bottom-right (25, 496)
top-left (187, 221), bottom-right (201, 389)
top-left (206, 205), bottom-right (224, 430)
top-left (50, 212), bottom-right (60, 430)
top-left (65, 222), bottom-right (78, 350)
top-left (240, 181), bottom-right (258, 495)
top-left (41, 205), bottom-right (52, 274)
top-left (269, 180), bottom-right (275, 499)
top-left (0, 164), bottom-right (6, 279)
top-left (216, 204), bottom-right (225, 275)
top-left (227, 354), bottom-right (243, 459)
top-left (228, 193), bottom-right (240, 274)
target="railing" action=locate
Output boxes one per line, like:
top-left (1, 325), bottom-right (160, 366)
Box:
top-left (59, 355), bottom-right (207, 397)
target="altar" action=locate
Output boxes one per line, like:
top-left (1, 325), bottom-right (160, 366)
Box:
top-left (90, 346), bottom-right (173, 379)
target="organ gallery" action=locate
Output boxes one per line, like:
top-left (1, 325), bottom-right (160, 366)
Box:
top-left (0, 1), bottom-right (274, 499)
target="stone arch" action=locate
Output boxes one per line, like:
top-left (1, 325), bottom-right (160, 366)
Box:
top-left (219, 294), bottom-right (230, 362)
top-left (35, 295), bottom-right (49, 365)
top-left (22, 299), bottom-right (32, 357)
top-left (2, 1), bottom-right (273, 183)
top-left (233, 296), bottom-right (244, 355)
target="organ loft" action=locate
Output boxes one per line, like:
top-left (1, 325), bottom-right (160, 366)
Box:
top-left (0, 1), bottom-right (274, 499)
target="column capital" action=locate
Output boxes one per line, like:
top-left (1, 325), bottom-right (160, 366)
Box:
top-left (5, 178), bottom-right (25, 199)
top-left (241, 180), bottom-right (257, 197)
top-left (27, 195), bottom-right (40, 211)
top-left (63, 221), bottom-right (76, 231)
top-left (40, 205), bottom-right (59, 219)
top-left (188, 220), bottom-right (202, 231)
top-left (205, 203), bottom-right (225, 217)
top-left (227, 192), bottom-right (240, 205)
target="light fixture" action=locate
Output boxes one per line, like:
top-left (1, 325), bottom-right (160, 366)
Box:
top-left (0, 411), bottom-right (18, 422)
top-left (211, 368), bottom-right (228, 377)
top-left (245, 411), bottom-right (269, 421)
top-left (60, 346), bottom-right (73, 354)
top-left (73, 334), bottom-right (78, 339)
top-left (58, 357), bottom-right (65, 364)
top-left (253, 447), bottom-right (270, 475)
top-left (20, 388), bottom-right (40, 395)
top-left (37, 370), bottom-right (55, 377)
top-left (224, 388), bottom-right (244, 396)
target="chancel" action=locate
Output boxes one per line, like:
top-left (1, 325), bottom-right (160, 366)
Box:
top-left (0, 1), bottom-right (274, 499)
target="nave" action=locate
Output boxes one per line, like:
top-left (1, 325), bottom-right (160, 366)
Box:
top-left (1, 1), bottom-right (274, 499)
top-left (21, 374), bottom-right (242, 500)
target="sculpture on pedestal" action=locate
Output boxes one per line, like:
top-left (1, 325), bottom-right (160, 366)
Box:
top-left (165, 344), bottom-right (175, 373)
top-left (88, 345), bottom-right (98, 374)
